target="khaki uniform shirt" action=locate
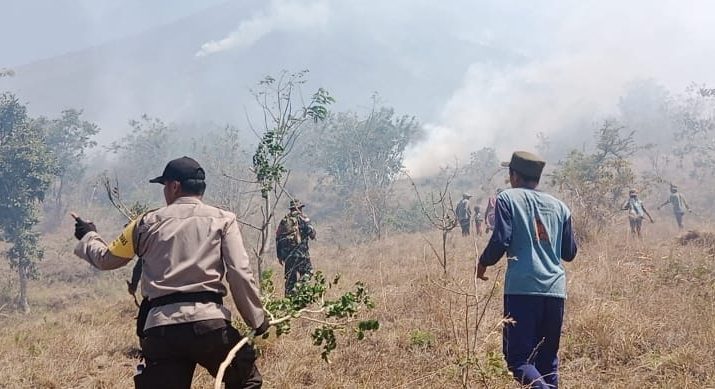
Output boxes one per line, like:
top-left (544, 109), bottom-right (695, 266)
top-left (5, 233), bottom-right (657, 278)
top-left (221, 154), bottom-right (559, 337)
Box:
top-left (74, 197), bottom-right (265, 331)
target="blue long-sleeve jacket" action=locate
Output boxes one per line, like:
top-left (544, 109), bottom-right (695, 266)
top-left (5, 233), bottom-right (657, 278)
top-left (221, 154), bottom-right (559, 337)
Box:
top-left (478, 188), bottom-right (577, 297)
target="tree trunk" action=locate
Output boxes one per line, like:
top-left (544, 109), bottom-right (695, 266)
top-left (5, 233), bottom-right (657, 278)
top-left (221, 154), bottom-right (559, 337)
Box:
top-left (47, 177), bottom-right (65, 232)
top-left (256, 195), bottom-right (272, 290)
top-left (442, 230), bottom-right (448, 275)
top-left (18, 265), bottom-right (29, 313)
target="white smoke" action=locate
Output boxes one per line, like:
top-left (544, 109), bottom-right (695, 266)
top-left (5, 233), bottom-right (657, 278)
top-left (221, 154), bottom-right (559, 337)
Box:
top-left (196, 0), bottom-right (330, 57)
top-left (405, 0), bottom-right (715, 176)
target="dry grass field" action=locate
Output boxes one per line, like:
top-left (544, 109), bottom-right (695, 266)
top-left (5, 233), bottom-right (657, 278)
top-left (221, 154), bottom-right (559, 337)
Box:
top-left (1, 218), bottom-right (714, 388)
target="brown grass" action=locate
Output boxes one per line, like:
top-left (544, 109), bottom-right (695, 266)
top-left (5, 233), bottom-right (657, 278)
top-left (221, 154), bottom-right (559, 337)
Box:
top-left (1, 219), bottom-right (714, 388)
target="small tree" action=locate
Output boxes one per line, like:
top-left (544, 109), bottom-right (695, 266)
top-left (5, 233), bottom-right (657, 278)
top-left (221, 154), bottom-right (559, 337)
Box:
top-left (0, 93), bottom-right (57, 312)
top-left (108, 115), bottom-right (176, 201)
top-left (457, 146), bottom-right (501, 196)
top-left (248, 70), bottom-right (333, 279)
top-left (672, 83), bottom-right (715, 179)
top-left (550, 120), bottom-right (638, 240)
top-left (313, 100), bottom-right (421, 239)
top-left (408, 167), bottom-right (459, 275)
top-left (40, 109), bottom-right (99, 228)
top-left (197, 125), bottom-right (253, 217)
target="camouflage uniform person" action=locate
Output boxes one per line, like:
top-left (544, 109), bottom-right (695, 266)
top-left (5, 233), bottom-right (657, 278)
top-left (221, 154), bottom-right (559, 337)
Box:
top-left (622, 189), bottom-right (654, 238)
top-left (455, 193), bottom-right (473, 236)
top-left (658, 184), bottom-right (691, 229)
top-left (276, 199), bottom-right (316, 296)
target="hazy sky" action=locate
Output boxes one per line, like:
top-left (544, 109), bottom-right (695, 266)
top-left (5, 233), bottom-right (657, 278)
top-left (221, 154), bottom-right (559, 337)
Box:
top-left (401, 0), bottom-right (715, 173)
top-left (3, 0), bottom-right (715, 175)
top-left (0, 0), bottom-right (225, 66)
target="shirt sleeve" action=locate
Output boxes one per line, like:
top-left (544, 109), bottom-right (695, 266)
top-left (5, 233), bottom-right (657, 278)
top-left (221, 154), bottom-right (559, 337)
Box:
top-left (73, 231), bottom-right (133, 270)
top-left (222, 217), bottom-right (266, 330)
top-left (561, 216), bottom-right (578, 262)
top-left (479, 197), bottom-right (512, 266)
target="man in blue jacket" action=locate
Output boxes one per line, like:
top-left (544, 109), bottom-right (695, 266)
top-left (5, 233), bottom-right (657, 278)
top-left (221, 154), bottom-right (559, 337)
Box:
top-left (477, 151), bottom-right (577, 389)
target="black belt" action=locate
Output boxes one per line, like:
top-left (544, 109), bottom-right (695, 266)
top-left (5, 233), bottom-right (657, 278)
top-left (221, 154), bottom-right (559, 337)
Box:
top-left (149, 292), bottom-right (223, 308)
top-left (136, 291), bottom-right (223, 338)
top-left (147, 291), bottom-right (223, 309)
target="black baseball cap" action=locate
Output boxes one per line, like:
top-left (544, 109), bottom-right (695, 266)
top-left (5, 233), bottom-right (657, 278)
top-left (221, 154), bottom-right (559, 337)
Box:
top-left (149, 156), bottom-right (205, 184)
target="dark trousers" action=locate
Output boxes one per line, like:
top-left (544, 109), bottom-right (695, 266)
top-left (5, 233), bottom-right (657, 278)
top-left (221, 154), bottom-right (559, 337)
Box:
top-left (135, 319), bottom-right (262, 389)
top-left (460, 220), bottom-right (471, 236)
top-left (284, 256), bottom-right (313, 296)
top-left (503, 294), bottom-right (564, 389)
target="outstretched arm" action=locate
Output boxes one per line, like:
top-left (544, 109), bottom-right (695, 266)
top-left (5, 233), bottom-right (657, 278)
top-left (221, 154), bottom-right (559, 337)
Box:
top-left (477, 197), bottom-right (512, 280)
top-left (73, 215), bottom-right (137, 270)
top-left (643, 207), bottom-right (655, 223)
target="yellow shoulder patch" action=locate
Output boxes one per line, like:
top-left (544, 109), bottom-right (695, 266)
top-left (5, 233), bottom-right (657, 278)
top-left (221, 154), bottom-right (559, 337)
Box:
top-left (108, 218), bottom-right (138, 260)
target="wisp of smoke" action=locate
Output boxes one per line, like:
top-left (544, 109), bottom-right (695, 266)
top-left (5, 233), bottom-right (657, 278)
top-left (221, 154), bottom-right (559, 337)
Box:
top-left (196, 0), bottom-right (330, 57)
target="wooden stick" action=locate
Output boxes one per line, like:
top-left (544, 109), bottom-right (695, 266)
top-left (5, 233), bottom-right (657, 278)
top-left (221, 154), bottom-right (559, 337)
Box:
top-left (213, 315), bottom-right (294, 389)
top-left (214, 334), bottom-right (253, 389)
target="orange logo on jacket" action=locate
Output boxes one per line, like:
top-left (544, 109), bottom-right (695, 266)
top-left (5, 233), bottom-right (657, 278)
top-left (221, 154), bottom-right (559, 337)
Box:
top-left (534, 217), bottom-right (550, 242)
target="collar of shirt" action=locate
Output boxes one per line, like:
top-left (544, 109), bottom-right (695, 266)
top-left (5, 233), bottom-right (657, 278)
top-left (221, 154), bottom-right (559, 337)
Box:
top-left (171, 196), bottom-right (203, 206)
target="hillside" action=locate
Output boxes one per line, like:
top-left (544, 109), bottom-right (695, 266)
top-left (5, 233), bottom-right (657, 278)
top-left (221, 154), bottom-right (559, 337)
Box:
top-left (3, 1), bottom-right (511, 143)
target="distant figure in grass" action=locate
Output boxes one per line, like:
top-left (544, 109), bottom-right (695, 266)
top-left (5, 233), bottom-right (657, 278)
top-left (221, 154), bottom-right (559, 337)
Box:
top-left (477, 151), bottom-right (578, 389)
top-left (473, 205), bottom-right (483, 236)
top-left (276, 199), bottom-right (316, 296)
top-left (484, 189), bottom-right (501, 233)
top-left (455, 193), bottom-right (473, 236)
top-left (622, 188), bottom-right (654, 238)
top-left (658, 184), bottom-right (691, 229)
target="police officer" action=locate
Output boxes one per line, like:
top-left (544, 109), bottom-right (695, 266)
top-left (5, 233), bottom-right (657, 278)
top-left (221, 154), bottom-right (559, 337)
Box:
top-left (73, 156), bottom-right (268, 389)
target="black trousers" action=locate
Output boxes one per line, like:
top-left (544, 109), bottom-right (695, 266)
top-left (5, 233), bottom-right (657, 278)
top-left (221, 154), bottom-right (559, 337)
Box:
top-left (459, 220), bottom-right (471, 236)
top-left (135, 319), bottom-right (262, 389)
